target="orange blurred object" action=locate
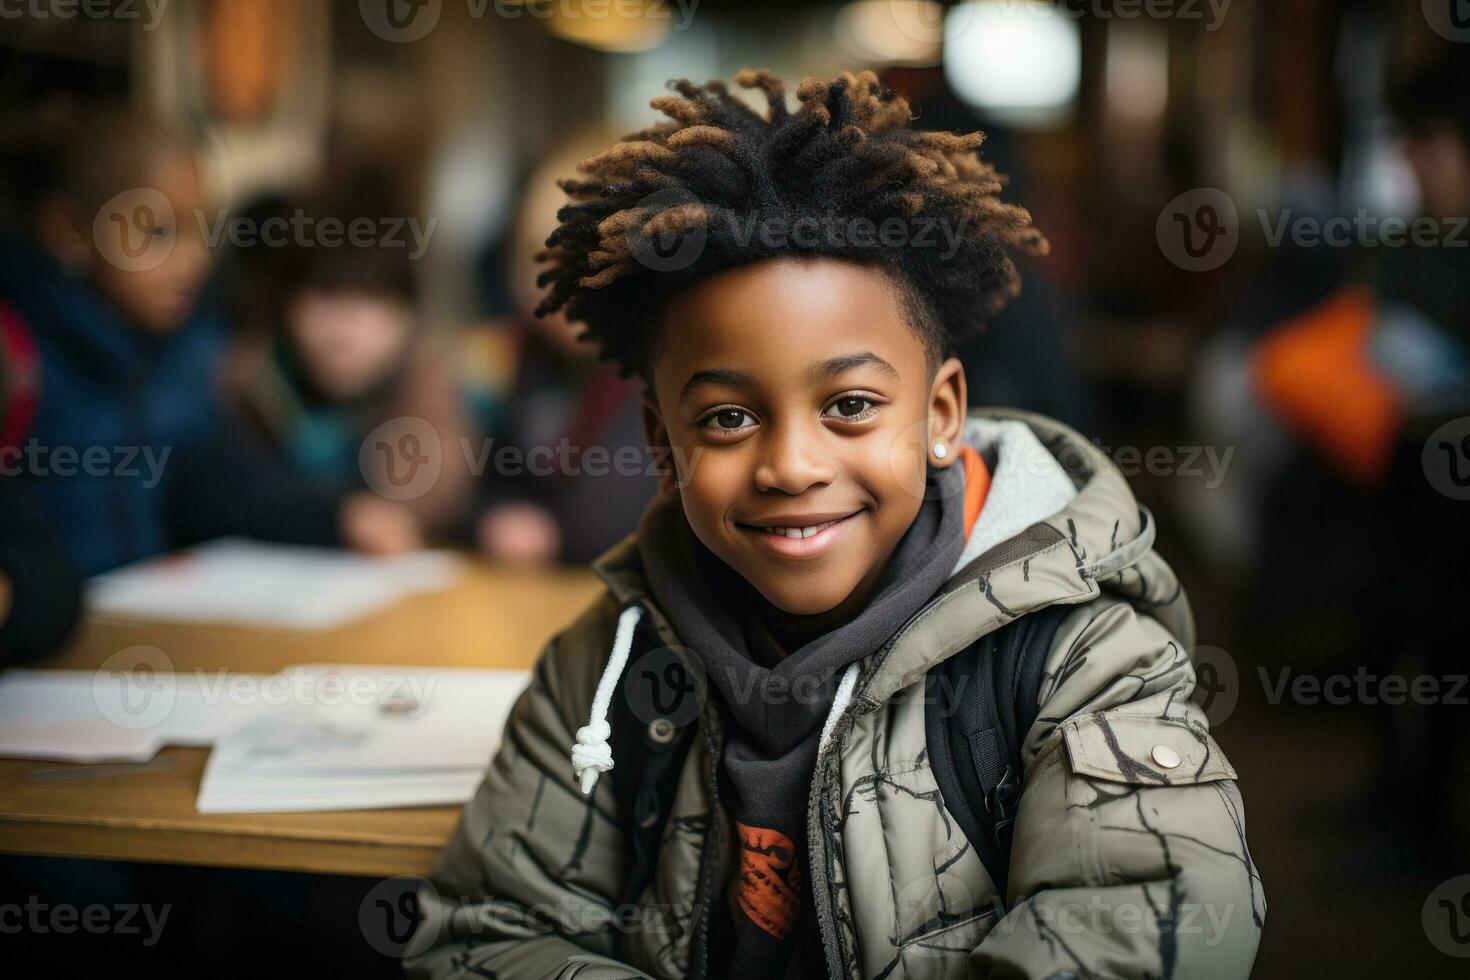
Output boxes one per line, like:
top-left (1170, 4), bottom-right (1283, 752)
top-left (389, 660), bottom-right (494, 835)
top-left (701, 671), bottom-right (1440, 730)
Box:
top-left (201, 0), bottom-right (292, 121)
top-left (1252, 285), bottom-right (1403, 485)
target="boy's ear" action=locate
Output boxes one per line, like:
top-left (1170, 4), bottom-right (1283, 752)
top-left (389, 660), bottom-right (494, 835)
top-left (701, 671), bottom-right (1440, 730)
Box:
top-left (927, 356), bottom-right (967, 468)
top-left (640, 393), bottom-right (680, 497)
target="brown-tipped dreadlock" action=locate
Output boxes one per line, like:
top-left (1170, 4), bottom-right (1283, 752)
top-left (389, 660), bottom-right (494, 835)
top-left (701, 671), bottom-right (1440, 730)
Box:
top-left (537, 69), bottom-right (1048, 375)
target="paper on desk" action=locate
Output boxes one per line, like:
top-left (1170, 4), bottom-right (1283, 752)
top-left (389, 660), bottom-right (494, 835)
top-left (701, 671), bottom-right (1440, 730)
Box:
top-left (191, 771), bottom-right (487, 813)
top-left (86, 539), bottom-right (463, 630)
top-left (0, 669), bottom-right (273, 764)
top-left (196, 665), bottom-right (529, 813)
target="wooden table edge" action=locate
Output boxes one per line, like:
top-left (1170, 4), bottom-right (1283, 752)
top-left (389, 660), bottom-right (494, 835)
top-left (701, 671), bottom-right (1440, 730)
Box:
top-left (0, 815), bottom-right (446, 877)
top-left (0, 565), bottom-right (603, 878)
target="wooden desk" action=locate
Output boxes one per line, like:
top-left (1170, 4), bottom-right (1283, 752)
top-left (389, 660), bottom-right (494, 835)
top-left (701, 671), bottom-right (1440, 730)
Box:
top-left (0, 563), bottom-right (604, 878)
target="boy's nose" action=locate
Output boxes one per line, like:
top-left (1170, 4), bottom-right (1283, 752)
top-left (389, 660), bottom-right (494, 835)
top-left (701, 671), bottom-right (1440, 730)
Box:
top-left (753, 422), bottom-right (836, 495)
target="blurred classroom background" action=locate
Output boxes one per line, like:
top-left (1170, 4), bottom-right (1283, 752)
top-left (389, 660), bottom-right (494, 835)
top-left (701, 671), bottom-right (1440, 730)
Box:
top-left (2, 0), bottom-right (1469, 976)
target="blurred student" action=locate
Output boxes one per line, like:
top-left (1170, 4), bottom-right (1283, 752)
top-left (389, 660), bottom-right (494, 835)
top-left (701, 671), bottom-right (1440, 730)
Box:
top-left (228, 182), bottom-right (474, 540)
top-left (1253, 53), bottom-right (1470, 487)
top-left (0, 107), bottom-right (420, 588)
top-left (472, 141), bottom-right (658, 565)
top-left (1246, 52), bottom-right (1470, 867)
top-left (0, 316), bottom-right (81, 662)
top-left (1372, 55), bottom-right (1470, 868)
top-left (0, 478), bottom-right (82, 664)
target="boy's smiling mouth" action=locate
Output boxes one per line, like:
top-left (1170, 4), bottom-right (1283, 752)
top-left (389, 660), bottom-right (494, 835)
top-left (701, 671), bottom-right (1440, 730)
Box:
top-left (736, 509), bottom-right (865, 559)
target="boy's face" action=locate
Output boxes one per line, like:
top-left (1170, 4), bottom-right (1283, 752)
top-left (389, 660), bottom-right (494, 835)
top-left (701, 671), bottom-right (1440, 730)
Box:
top-left (287, 290), bottom-right (414, 400)
top-left (88, 154), bottom-right (212, 335)
top-left (645, 257), bottom-right (966, 619)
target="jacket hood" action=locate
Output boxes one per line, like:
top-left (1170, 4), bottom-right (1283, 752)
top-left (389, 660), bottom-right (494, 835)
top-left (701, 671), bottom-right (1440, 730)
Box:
top-left (592, 408), bottom-right (1192, 704)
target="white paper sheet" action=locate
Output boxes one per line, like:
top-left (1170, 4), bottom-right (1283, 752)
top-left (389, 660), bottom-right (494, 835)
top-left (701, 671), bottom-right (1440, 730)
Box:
top-left (86, 539), bottom-right (463, 630)
top-left (0, 669), bottom-right (273, 764)
top-left (196, 666), bottom-right (529, 813)
top-left (191, 771), bottom-right (486, 813)
top-left (1, 660), bottom-right (528, 812)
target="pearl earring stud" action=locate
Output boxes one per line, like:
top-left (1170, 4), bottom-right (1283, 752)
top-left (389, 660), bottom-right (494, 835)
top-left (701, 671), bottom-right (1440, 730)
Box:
top-left (933, 443), bottom-right (948, 459)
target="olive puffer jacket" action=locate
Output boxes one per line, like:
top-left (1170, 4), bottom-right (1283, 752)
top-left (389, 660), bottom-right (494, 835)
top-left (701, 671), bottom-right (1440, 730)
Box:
top-left (407, 410), bottom-right (1265, 979)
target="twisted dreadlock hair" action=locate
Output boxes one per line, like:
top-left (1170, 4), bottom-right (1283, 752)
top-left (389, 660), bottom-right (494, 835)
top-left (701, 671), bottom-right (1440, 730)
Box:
top-left (536, 69), bottom-right (1048, 376)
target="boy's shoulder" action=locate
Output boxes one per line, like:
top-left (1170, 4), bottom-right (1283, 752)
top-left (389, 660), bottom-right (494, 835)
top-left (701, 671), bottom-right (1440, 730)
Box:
top-left (546, 588), bottom-right (626, 669)
top-left (589, 531), bottom-right (648, 609)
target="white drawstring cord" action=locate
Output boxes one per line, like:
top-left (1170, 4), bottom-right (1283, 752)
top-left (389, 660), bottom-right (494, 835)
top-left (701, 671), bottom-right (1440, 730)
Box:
top-left (818, 663), bottom-right (860, 759)
top-left (572, 604), bottom-right (644, 796)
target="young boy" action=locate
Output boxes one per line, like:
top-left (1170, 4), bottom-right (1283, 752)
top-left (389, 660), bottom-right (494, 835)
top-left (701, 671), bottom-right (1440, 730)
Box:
top-left (410, 71), bottom-right (1264, 979)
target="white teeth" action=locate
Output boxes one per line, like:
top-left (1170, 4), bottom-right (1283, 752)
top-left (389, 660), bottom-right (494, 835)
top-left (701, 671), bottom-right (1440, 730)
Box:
top-left (762, 521), bottom-right (833, 539)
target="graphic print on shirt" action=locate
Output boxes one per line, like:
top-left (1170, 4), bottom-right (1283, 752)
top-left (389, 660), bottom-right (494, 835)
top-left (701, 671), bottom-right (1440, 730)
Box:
top-left (735, 822), bottom-right (802, 939)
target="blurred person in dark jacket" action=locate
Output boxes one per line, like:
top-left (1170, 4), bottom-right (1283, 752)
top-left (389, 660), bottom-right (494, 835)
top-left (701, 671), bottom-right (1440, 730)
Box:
top-left (472, 140), bottom-right (658, 565)
top-left (1251, 52), bottom-right (1470, 486)
top-left (0, 479), bottom-right (82, 664)
top-left (1373, 53), bottom-right (1470, 868)
top-left (0, 309), bottom-right (81, 662)
top-left (1240, 52), bottom-right (1470, 868)
top-left (0, 107), bottom-right (422, 587)
top-left (226, 179), bottom-right (474, 542)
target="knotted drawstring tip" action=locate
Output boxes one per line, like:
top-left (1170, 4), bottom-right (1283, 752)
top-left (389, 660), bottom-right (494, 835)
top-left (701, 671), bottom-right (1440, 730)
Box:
top-left (572, 721), bottom-right (612, 796)
top-left (568, 603), bottom-right (642, 799)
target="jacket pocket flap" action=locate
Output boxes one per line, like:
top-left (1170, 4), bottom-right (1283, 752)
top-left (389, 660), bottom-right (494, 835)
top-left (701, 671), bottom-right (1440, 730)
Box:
top-left (1062, 712), bottom-right (1237, 785)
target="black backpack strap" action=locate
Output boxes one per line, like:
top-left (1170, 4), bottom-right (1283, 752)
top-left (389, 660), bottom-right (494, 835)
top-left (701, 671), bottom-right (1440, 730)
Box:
top-left (924, 603), bottom-right (1072, 903)
top-left (606, 611), bottom-right (699, 924)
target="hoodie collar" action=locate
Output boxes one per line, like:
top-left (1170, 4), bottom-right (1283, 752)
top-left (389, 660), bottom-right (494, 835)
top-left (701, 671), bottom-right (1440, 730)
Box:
top-left (950, 415), bottom-right (1078, 574)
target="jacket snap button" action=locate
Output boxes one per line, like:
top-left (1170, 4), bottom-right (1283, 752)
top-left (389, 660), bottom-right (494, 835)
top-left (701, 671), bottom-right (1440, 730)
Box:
top-left (648, 718), bottom-right (676, 744)
top-left (1151, 744), bottom-right (1182, 769)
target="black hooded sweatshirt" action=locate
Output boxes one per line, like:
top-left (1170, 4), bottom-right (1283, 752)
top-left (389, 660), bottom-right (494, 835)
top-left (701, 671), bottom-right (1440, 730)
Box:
top-left (639, 463), bottom-right (968, 977)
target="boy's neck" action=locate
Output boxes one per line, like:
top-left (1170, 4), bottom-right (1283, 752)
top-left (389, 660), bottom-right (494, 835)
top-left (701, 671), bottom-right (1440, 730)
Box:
top-left (754, 552), bottom-right (891, 654)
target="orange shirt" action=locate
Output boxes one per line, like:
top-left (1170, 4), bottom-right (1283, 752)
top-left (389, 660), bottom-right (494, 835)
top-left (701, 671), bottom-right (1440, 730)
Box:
top-left (959, 444), bottom-right (992, 539)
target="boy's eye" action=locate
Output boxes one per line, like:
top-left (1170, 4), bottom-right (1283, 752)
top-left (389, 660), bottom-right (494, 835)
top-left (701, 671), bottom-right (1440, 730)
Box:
top-left (703, 408), bottom-right (757, 431)
top-left (823, 396), bottom-right (876, 420)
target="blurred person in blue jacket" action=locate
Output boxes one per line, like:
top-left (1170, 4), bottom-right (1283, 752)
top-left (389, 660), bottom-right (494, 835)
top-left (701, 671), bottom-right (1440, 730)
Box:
top-left (0, 107), bottom-right (421, 601)
top-left (0, 307), bottom-right (81, 663)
